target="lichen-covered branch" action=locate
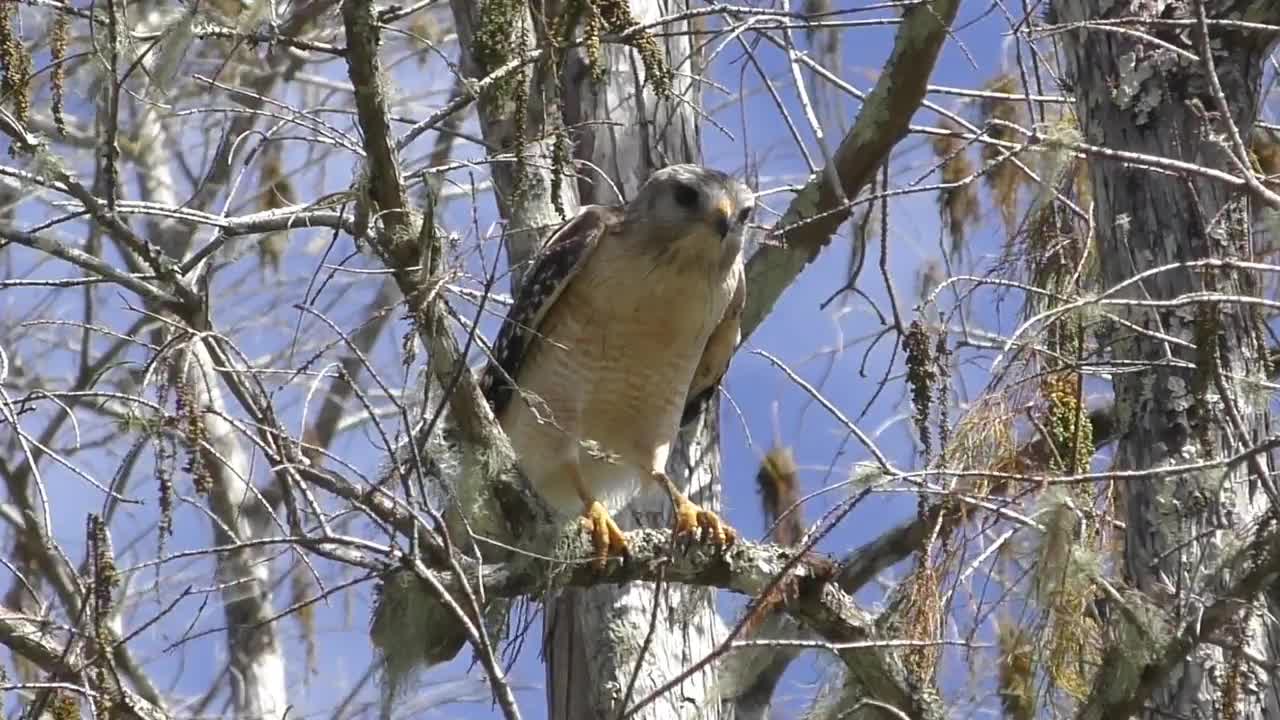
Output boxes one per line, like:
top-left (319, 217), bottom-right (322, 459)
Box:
top-left (414, 529), bottom-right (942, 719)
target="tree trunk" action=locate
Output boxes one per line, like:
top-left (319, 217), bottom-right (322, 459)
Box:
top-left (1058, 1), bottom-right (1280, 716)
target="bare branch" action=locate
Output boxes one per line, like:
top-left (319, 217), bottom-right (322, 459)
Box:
top-left (0, 226), bottom-right (177, 305)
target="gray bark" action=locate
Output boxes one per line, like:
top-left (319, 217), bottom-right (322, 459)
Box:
top-left (1057, 1), bottom-right (1280, 716)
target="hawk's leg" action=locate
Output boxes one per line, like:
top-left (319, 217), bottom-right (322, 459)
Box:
top-left (650, 470), bottom-right (737, 547)
top-left (565, 463), bottom-right (628, 571)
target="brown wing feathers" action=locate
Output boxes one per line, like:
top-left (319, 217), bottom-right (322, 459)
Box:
top-left (479, 206), bottom-right (619, 415)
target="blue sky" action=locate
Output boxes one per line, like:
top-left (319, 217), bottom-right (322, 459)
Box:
top-left (0, 2), bottom-right (1075, 718)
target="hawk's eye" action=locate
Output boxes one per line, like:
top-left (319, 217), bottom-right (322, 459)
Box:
top-left (672, 182), bottom-right (700, 209)
top-left (736, 207), bottom-right (751, 224)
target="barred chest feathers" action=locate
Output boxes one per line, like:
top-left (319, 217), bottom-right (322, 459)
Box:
top-left (499, 237), bottom-right (742, 514)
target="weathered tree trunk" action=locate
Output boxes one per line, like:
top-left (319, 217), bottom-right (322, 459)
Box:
top-left (1058, 1), bottom-right (1280, 716)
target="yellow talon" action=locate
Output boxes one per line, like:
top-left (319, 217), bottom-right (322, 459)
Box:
top-left (672, 495), bottom-right (737, 547)
top-left (580, 500), bottom-right (629, 571)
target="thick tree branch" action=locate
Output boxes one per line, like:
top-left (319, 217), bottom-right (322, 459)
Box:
top-left (341, 0), bottom-right (511, 465)
top-left (340, 0), bottom-right (520, 559)
top-left (741, 0), bottom-right (962, 339)
top-left (342, 1), bottom-right (408, 228)
top-left (340, 0), bottom-right (530, 701)
top-left (417, 529), bottom-right (938, 719)
top-left (301, 89), bottom-right (467, 463)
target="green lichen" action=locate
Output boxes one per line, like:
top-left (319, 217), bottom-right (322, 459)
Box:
top-left (592, 0), bottom-right (671, 98)
top-left (1043, 369), bottom-right (1094, 477)
top-left (472, 0), bottom-right (525, 98)
top-left (557, 0), bottom-right (673, 98)
top-left (472, 0), bottom-right (534, 201)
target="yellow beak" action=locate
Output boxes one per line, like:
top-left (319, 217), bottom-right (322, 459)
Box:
top-left (712, 198), bottom-right (733, 238)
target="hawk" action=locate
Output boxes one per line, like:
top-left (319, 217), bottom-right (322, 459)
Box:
top-left (480, 164), bottom-right (751, 569)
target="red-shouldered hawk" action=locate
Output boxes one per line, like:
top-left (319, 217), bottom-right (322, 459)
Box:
top-left (480, 164), bottom-right (751, 569)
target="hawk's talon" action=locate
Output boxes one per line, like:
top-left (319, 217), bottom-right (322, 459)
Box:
top-left (672, 495), bottom-right (737, 550)
top-left (581, 500), bottom-right (629, 571)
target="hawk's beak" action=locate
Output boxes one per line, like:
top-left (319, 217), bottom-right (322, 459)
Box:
top-left (712, 198), bottom-right (733, 239)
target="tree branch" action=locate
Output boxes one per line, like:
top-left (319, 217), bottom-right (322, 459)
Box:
top-left (340, 1), bottom-right (528, 705)
top-left (341, 0), bottom-right (512, 469)
top-left (423, 529), bottom-right (939, 719)
top-left (0, 226), bottom-right (179, 306)
top-left (740, 0), bottom-right (962, 339)
top-left (0, 605), bottom-right (171, 720)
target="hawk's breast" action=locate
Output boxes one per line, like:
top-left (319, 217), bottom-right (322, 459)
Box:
top-left (499, 236), bottom-right (736, 490)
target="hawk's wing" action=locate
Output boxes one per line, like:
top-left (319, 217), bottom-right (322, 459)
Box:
top-left (681, 265), bottom-right (746, 427)
top-left (480, 204), bottom-right (623, 416)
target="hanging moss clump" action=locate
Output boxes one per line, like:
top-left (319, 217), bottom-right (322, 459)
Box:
top-left (930, 120), bottom-right (979, 259)
top-left (979, 74), bottom-right (1025, 230)
top-left (0, 1), bottom-right (32, 128)
top-left (905, 320), bottom-right (937, 460)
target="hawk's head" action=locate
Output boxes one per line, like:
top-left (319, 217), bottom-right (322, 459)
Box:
top-left (627, 164), bottom-right (753, 270)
